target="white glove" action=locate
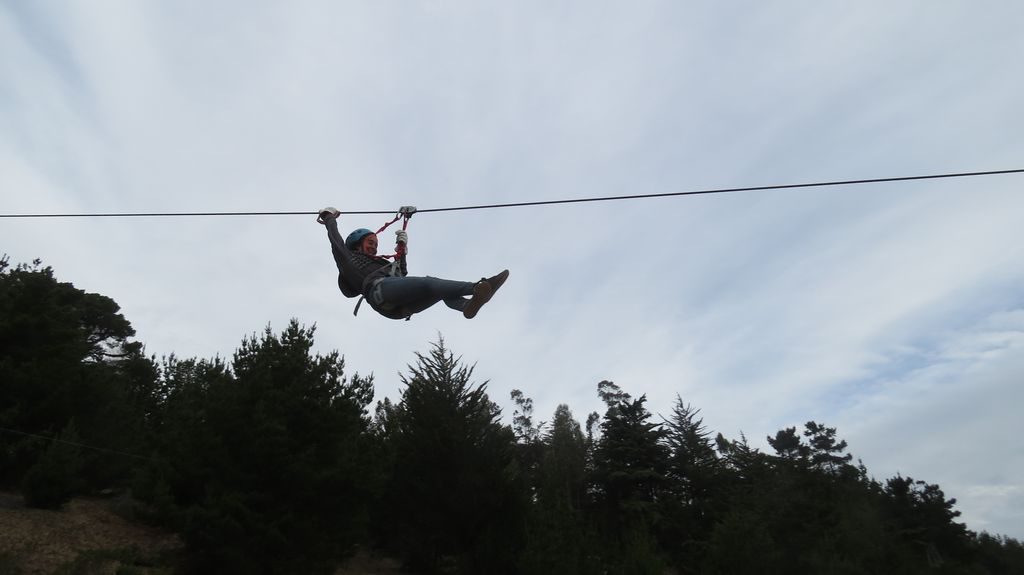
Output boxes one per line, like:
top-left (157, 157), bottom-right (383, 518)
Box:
top-left (395, 230), bottom-right (408, 245)
top-left (317, 206), bottom-right (340, 224)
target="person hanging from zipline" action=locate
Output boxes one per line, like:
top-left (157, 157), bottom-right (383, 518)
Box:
top-left (317, 206), bottom-right (508, 320)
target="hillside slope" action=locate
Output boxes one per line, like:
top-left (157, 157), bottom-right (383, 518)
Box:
top-left (0, 492), bottom-right (405, 574)
top-left (0, 492), bottom-right (180, 574)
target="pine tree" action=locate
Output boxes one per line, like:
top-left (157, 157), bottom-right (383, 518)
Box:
top-left (383, 339), bottom-right (525, 574)
top-left (591, 382), bottom-right (669, 572)
top-left (803, 421), bottom-right (854, 475)
top-left (659, 397), bottom-right (722, 568)
top-left (150, 321), bottom-right (375, 574)
top-left (0, 257), bottom-right (155, 494)
top-left (884, 474), bottom-right (973, 566)
top-left (520, 404), bottom-right (593, 575)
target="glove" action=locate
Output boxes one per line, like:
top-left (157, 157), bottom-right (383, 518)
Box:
top-left (395, 230), bottom-right (408, 245)
top-left (317, 206), bottom-right (340, 224)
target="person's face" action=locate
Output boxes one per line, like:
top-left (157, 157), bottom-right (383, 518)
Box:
top-left (361, 234), bottom-right (378, 256)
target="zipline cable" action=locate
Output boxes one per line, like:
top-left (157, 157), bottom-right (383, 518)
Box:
top-left (0, 426), bottom-right (158, 462)
top-left (2, 167), bottom-right (1022, 219)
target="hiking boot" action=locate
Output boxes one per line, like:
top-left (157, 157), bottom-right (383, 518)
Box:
top-left (485, 269), bottom-right (509, 294)
top-left (463, 280), bottom-right (493, 319)
top-left (462, 270), bottom-right (509, 319)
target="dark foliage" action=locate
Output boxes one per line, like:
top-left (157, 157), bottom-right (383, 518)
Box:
top-left (519, 403), bottom-right (594, 575)
top-left (146, 322), bottom-right (376, 574)
top-left (21, 420), bottom-right (84, 509)
top-left (374, 340), bottom-right (526, 574)
top-left (0, 257), bottom-right (153, 498)
top-left (4, 257), bottom-right (1023, 574)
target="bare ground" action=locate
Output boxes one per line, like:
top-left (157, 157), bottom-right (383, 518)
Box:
top-left (0, 491), bottom-right (180, 574)
top-left (0, 492), bottom-right (406, 574)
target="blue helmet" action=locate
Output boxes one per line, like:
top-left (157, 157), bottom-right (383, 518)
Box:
top-left (345, 228), bottom-right (375, 249)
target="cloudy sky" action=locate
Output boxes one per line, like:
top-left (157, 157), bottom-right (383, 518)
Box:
top-left (2, 1), bottom-right (1022, 538)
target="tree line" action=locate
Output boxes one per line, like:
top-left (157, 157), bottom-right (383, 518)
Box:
top-left (2, 256), bottom-right (1022, 574)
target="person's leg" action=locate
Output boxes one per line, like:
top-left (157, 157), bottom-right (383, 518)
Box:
top-left (442, 295), bottom-right (470, 312)
top-left (374, 276), bottom-right (475, 316)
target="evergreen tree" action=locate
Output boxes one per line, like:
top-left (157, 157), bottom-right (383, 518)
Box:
top-left (148, 321), bottom-right (374, 574)
top-left (0, 257), bottom-right (155, 495)
top-left (768, 426), bottom-right (810, 463)
top-left (659, 397), bottom-right (722, 568)
top-left (709, 424), bottom-right (894, 573)
top-left (594, 393), bottom-right (668, 518)
top-left (591, 382), bottom-right (669, 573)
top-left (973, 532), bottom-right (1024, 574)
top-left (883, 474), bottom-right (974, 567)
top-left (803, 421), bottom-right (854, 475)
top-left (541, 405), bottom-right (588, 512)
top-left (382, 339), bottom-right (525, 574)
top-left (520, 404), bottom-right (594, 575)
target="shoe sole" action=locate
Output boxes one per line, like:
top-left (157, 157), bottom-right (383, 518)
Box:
top-left (463, 281), bottom-right (493, 319)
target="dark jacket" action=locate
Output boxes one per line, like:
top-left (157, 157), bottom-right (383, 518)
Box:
top-left (325, 218), bottom-right (401, 297)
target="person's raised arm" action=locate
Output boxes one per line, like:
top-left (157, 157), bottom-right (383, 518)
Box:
top-left (325, 216), bottom-right (348, 254)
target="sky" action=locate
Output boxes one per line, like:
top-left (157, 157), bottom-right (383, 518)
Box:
top-left (2, 1), bottom-right (1023, 538)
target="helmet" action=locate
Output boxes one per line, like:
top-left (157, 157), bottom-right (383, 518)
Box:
top-left (345, 228), bottom-right (375, 249)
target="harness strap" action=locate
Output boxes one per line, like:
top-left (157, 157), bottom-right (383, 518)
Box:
top-left (374, 207), bottom-right (415, 259)
top-left (375, 213), bottom-right (403, 235)
top-left (376, 217), bottom-right (412, 261)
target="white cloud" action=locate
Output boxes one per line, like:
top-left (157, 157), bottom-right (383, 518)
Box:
top-left (833, 309), bottom-right (1024, 537)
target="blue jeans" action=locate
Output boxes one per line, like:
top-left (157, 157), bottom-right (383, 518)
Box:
top-left (370, 276), bottom-right (475, 316)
